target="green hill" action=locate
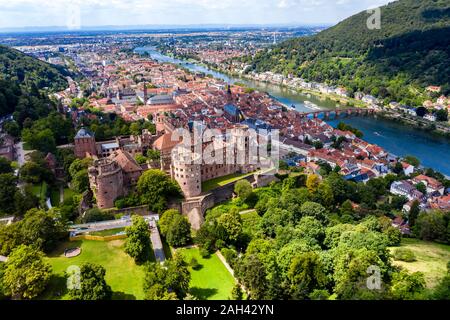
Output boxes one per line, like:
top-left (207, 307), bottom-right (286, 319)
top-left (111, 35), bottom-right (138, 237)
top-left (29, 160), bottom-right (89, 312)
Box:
top-left (0, 45), bottom-right (69, 119)
top-left (245, 0), bottom-right (450, 105)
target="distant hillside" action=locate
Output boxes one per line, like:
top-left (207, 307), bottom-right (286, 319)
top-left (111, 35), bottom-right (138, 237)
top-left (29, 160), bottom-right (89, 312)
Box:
top-left (0, 45), bottom-right (69, 119)
top-left (0, 45), bottom-right (68, 91)
top-left (245, 0), bottom-right (450, 105)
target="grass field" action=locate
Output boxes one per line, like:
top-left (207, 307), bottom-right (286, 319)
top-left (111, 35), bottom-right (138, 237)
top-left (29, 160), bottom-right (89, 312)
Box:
top-left (63, 188), bottom-right (76, 201)
top-left (88, 227), bottom-right (126, 236)
top-left (50, 188), bottom-right (60, 206)
top-left (42, 239), bottom-right (148, 300)
top-left (178, 247), bottom-right (236, 300)
top-left (390, 238), bottom-right (450, 288)
top-left (202, 172), bottom-right (254, 192)
top-left (30, 182), bottom-right (48, 202)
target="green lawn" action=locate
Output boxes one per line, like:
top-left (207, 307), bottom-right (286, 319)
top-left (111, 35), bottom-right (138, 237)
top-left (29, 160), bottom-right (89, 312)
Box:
top-left (63, 188), bottom-right (76, 202)
top-left (390, 238), bottom-right (450, 288)
top-left (50, 188), bottom-right (61, 207)
top-left (202, 172), bottom-right (255, 192)
top-left (30, 182), bottom-right (48, 202)
top-left (42, 239), bottom-right (147, 300)
top-left (88, 228), bottom-right (126, 237)
top-left (178, 247), bottom-right (236, 300)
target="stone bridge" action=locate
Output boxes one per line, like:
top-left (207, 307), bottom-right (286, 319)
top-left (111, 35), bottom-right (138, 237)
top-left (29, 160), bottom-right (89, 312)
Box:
top-left (299, 108), bottom-right (375, 119)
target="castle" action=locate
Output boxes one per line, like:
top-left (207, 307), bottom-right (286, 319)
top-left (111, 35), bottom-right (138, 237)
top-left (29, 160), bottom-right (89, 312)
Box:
top-left (170, 124), bottom-right (255, 198)
top-left (79, 115), bottom-right (260, 210)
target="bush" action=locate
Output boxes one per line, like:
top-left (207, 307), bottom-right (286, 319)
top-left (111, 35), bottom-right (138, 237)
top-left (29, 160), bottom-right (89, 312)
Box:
top-left (221, 247), bottom-right (238, 268)
top-left (82, 208), bottom-right (114, 223)
top-left (199, 247), bottom-right (210, 258)
top-left (393, 248), bottom-right (416, 262)
top-left (215, 239), bottom-right (226, 249)
top-left (189, 258), bottom-right (201, 270)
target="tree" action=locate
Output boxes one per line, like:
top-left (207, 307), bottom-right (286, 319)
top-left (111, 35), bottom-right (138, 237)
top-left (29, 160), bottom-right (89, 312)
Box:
top-left (71, 169), bottom-right (90, 193)
top-left (300, 201), bottom-right (327, 222)
top-left (135, 154), bottom-right (147, 165)
top-left (130, 122), bottom-right (142, 136)
top-left (408, 200), bottom-right (420, 228)
top-left (414, 210), bottom-right (448, 243)
top-left (234, 180), bottom-right (253, 202)
top-left (216, 210), bottom-right (243, 243)
top-left (22, 128), bottom-right (56, 153)
top-left (435, 109), bottom-right (448, 122)
top-left (158, 209), bottom-right (180, 236)
top-left (0, 208), bottom-right (66, 256)
top-left (287, 252), bottom-right (328, 299)
top-left (333, 248), bottom-right (388, 300)
top-left (231, 284), bottom-right (244, 300)
top-left (0, 262), bottom-right (6, 300)
top-left (317, 181), bottom-right (335, 209)
top-left (166, 215), bottom-right (192, 247)
top-left (19, 161), bottom-right (46, 184)
top-left (389, 270), bottom-right (426, 300)
top-left (0, 158), bottom-right (13, 174)
top-left (137, 169), bottom-right (181, 213)
top-left (415, 182), bottom-right (427, 195)
top-left (294, 216), bottom-right (325, 247)
top-left (68, 263), bottom-right (112, 300)
top-left (0, 173), bottom-right (18, 215)
top-left (236, 254), bottom-right (267, 300)
top-left (68, 158), bottom-right (92, 181)
top-left (3, 245), bottom-right (51, 299)
top-left (124, 215), bottom-right (151, 264)
top-left (146, 149), bottom-right (161, 161)
top-left (143, 253), bottom-right (190, 300)
top-left (81, 208), bottom-right (114, 223)
top-left (432, 274), bottom-right (450, 300)
top-left (19, 208), bottom-right (66, 253)
top-left (306, 174), bottom-right (320, 194)
top-left (404, 155), bottom-right (420, 167)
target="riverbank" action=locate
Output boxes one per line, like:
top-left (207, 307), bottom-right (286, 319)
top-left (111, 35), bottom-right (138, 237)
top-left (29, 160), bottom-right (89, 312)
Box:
top-left (156, 48), bottom-right (363, 111)
top-left (135, 46), bottom-right (450, 176)
top-left (377, 110), bottom-right (450, 139)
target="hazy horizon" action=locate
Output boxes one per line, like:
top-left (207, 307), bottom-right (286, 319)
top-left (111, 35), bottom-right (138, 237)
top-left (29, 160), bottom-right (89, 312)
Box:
top-left (0, 0), bottom-right (392, 30)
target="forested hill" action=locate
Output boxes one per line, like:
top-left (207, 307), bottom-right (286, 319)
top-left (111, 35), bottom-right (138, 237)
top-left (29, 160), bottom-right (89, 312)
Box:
top-left (0, 45), bottom-right (69, 118)
top-left (0, 45), bottom-right (69, 91)
top-left (245, 0), bottom-right (450, 105)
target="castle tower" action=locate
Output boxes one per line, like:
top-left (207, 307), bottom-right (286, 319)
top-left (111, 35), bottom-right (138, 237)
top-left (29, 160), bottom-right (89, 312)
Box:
top-left (171, 148), bottom-right (202, 198)
top-left (74, 128), bottom-right (97, 159)
top-left (88, 158), bottom-right (124, 209)
top-left (155, 113), bottom-right (166, 134)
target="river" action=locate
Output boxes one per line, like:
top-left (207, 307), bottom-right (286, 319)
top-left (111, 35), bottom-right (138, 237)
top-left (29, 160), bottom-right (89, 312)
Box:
top-left (135, 47), bottom-right (450, 176)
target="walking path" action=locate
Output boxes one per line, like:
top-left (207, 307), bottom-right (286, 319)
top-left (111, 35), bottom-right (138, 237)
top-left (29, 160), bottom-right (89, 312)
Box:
top-left (216, 250), bottom-right (248, 295)
top-left (0, 255), bottom-right (7, 262)
top-left (59, 185), bottom-right (64, 204)
top-left (239, 209), bottom-right (257, 215)
top-left (216, 250), bottom-right (236, 277)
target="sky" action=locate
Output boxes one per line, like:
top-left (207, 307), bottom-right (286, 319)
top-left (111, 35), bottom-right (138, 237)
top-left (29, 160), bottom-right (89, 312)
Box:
top-left (0, 0), bottom-right (393, 29)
